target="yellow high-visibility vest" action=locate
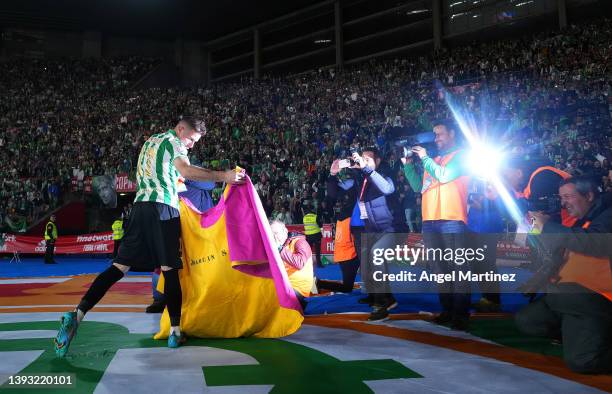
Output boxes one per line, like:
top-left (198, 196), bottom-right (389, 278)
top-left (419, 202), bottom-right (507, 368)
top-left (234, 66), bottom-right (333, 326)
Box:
top-left (112, 220), bottom-right (124, 240)
top-left (302, 213), bottom-right (321, 235)
top-left (44, 221), bottom-right (57, 241)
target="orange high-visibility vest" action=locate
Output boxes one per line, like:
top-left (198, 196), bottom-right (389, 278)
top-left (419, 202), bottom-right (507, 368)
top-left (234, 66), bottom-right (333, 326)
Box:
top-left (557, 221), bottom-right (612, 302)
top-left (522, 166), bottom-right (576, 227)
top-left (333, 218), bottom-right (357, 263)
top-left (283, 238), bottom-right (314, 297)
top-left (422, 150), bottom-right (470, 223)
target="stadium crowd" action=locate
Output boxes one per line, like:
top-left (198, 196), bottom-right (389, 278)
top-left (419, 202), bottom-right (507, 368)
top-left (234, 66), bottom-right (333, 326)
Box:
top-left (0, 18), bottom-right (610, 232)
top-left (0, 57), bottom-right (159, 230)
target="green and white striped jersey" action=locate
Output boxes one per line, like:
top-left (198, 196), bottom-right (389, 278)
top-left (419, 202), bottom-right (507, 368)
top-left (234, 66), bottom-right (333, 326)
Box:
top-left (134, 129), bottom-right (188, 209)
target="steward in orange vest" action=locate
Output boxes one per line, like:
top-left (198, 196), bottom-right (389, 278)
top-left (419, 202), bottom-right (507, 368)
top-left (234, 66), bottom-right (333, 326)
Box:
top-left (515, 176), bottom-right (612, 374)
top-left (403, 146), bottom-right (470, 224)
top-left (402, 119), bottom-right (472, 330)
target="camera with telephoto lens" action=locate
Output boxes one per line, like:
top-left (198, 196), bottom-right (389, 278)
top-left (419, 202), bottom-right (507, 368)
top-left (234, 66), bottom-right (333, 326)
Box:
top-left (394, 131), bottom-right (436, 158)
top-left (525, 194), bottom-right (562, 214)
top-left (522, 167), bottom-right (566, 215)
top-left (394, 138), bottom-right (417, 158)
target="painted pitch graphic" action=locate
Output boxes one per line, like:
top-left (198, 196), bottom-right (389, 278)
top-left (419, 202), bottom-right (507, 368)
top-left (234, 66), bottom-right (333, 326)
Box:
top-left (0, 313), bottom-right (609, 394)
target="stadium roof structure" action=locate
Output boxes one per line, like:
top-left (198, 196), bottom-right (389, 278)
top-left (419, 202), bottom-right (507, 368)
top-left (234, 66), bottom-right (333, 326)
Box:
top-left (1, 0), bottom-right (609, 81)
top-left (0, 0), bottom-right (321, 40)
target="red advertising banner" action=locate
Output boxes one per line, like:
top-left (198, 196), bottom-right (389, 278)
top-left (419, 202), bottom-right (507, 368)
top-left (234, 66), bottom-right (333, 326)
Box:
top-left (2, 226), bottom-right (531, 261)
top-left (285, 224), bottom-right (334, 254)
top-left (0, 232), bottom-right (114, 255)
top-left (115, 173), bottom-right (136, 193)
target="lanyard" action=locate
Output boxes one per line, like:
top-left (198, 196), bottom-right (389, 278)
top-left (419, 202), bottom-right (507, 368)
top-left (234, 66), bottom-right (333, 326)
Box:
top-left (359, 178), bottom-right (368, 201)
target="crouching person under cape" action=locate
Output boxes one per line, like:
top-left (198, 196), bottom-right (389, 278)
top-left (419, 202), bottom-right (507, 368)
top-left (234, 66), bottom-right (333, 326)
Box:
top-left (270, 220), bottom-right (314, 311)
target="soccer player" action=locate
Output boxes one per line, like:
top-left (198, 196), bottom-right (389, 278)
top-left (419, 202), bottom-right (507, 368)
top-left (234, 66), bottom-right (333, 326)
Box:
top-left (54, 116), bottom-right (245, 356)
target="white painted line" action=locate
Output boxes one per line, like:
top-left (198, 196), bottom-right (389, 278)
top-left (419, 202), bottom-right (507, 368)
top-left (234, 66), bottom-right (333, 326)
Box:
top-left (119, 277), bottom-right (152, 283)
top-left (0, 330), bottom-right (57, 340)
top-left (0, 276), bottom-right (150, 285)
top-left (0, 278), bottom-right (70, 285)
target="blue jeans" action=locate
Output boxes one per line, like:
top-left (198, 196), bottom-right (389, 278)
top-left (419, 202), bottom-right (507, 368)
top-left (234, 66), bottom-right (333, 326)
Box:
top-left (362, 232), bottom-right (397, 307)
top-left (422, 219), bottom-right (466, 234)
top-left (404, 208), bottom-right (415, 232)
top-left (422, 220), bottom-right (471, 319)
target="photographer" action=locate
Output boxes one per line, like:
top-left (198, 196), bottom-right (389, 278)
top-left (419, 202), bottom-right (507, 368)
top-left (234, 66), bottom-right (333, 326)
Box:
top-left (515, 176), bottom-right (612, 374)
top-left (327, 147), bottom-right (396, 321)
top-left (402, 119), bottom-right (472, 330)
top-left (501, 159), bottom-right (574, 227)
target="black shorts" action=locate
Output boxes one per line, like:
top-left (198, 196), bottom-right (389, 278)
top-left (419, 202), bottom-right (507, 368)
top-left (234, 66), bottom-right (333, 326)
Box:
top-left (113, 202), bottom-right (182, 271)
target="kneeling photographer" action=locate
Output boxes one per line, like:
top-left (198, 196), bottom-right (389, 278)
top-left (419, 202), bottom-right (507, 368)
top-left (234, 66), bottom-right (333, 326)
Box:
top-left (502, 158), bottom-right (574, 227)
top-left (515, 176), bottom-right (612, 374)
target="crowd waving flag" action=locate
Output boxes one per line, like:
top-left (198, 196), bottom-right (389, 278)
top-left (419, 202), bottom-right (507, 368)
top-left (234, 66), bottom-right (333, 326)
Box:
top-left (155, 174), bottom-right (304, 339)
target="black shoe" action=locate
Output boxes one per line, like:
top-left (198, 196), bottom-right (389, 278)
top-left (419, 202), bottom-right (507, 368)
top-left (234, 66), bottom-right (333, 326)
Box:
top-left (358, 295), bottom-right (374, 305)
top-left (433, 311), bottom-right (452, 325)
top-left (367, 306), bottom-right (389, 322)
top-left (145, 299), bottom-right (166, 313)
top-left (450, 316), bottom-right (470, 331)
top-left (383, 296), bottom-right (398, 311)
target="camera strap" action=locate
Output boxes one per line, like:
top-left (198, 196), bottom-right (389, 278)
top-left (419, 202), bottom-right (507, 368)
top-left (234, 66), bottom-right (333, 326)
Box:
top-left (358, 179), bottom-right (368, 219)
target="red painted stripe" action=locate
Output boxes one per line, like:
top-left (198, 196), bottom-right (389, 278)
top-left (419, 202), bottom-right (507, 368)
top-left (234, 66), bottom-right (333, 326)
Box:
top-left (0, 283), bottom-right (54, 297)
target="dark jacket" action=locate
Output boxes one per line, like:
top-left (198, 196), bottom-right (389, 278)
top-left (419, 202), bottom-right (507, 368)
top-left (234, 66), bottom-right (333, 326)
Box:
top-left (542, 195), bottom-right (612, 259)
top-left (326, 176), bottom-right (358, 222)
top-left (179, 180), bottom-right (215, 213)
top-left (327, 166), bottom-right (395, 232)
top-left (521, 194), bottom-right (612, 294)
